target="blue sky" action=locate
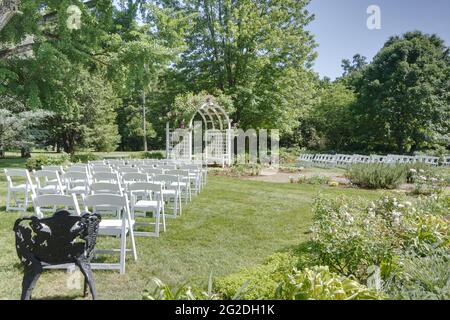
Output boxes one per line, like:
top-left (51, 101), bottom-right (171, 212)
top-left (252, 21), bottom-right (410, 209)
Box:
top-left (306, 0), bottom-right (450, 79)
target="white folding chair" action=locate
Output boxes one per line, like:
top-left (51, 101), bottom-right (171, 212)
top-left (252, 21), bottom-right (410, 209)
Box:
top-left (166, 169), bottom-right (192, 203)
top-left (121, 172), bottom-right (149, 191)
top-left (90, 182), bottom-right (124, 217)
top-left (128, 182), bottom-right (166, 237)
top-left (180, 164), bottom-right (202, 193)
top-left (64, 171), bottom-right (91, 196)
top-left (153, 174), bottom-right (182, 218)
top-left (32, 194), bottom-right (81, 218)
top-left (83, 194), bottom-right (137, 274)
top-left (33, 170), bottom-right (65, 195)
top-left (4, 169), bottom-right (35, 211)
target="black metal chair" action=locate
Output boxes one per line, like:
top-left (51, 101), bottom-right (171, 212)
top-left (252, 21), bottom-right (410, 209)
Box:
top-left (13, 210), bottom-right (101, 300)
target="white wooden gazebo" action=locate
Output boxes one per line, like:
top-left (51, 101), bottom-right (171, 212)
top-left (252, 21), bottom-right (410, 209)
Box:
top-left (166, 98), bottom-right (232, 166)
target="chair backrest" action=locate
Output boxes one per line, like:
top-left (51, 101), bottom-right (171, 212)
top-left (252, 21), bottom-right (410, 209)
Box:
top-left (90, 182), bottom-right (123, 195)
top-left (83, 194), bottom-right (129, 213)
top-left (67, 166), bottom-right (90, 175)
top-left (121, 172), bottom-right (149, 183)
top-left (33, 170), bottom-right (63, 189)
top-left (4, 169), bottom-right (34, 190)
top-left (32, 194), bottom-right (81, 217)
top-left (128, 182), bottom-right (163, 194)
top-left (92, 172), bottom-right (120, 183)
top-left (91, 167), bottom-right (114, 174)
top-left (153, 174), bottom-right (180, 185)
top-left (41, 165), bottom-right (65, 174)
top-left (140, 168), bottom-right (164, 176)
top-left (118, 167), bottom-right (140, 174)
top-left (165, 169), bottom-right (190, 178)
top-left (63, 171), bottom-right (91, 189)
top-left (159, 164), bottom-right (177, 170)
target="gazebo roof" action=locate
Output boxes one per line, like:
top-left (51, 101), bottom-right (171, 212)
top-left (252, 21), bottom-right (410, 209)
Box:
top-left (188, 99), bottom-right (231, 130)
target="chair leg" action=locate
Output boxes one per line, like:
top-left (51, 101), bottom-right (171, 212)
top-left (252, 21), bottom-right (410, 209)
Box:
top-left (155, 212), bottom-right (160, 237)
top-left (120, 218), bottom-right (127, 274)
top-left (24, 190), bottom-right (28, 210)
top-left (126, 211), bottom-right (137, 262)
top-left (6, 188), bottom-right (11, 211)
top-left (162, 206), bottom-right (166, 232)
top-left (76, 259), bottom-right (97, 300)
top-left (21, 263), bottom-right (43, 300)
top-left (173, 196), bottom-right (177, 218)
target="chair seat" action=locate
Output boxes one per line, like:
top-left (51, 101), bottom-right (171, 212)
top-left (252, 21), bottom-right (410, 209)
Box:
top-left (10, 184), bottom-right (29, 191)
top-left (170, 182), bottom-right (188, 187)
top-left (68, 186), bottom-right (87, 193)
top-left (134, 200), bottom-right (159, 208)
top-left (99, 219), bottom-right (135, 235)
top-left (160, 189), bottom-right (176, 195)
top-left (38, 185), bottom-right (59, 191)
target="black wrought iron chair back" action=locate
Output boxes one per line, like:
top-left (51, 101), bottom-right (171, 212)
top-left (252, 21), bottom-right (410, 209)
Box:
top-left (13, 209), bottom-right (101, 300)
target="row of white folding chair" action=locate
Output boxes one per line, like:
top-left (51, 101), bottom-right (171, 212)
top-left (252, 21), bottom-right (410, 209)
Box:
top-left (298, 153), bottom-right (447, 166)
top-left (91, 173), bottom-right (182, 218)
top-left (31, 193), bottom-right (136, 274)
top-left (4, 168), bottom-right (77, 211)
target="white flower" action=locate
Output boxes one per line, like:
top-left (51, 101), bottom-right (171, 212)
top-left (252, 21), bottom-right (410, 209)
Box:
top-left (404, 201), bottom-right (412, 207)
top-left (397, 204), bottom-right (405, 208)
top-left (409, 169), bottom-right (417, 173)
top-left (419, 169), bottom-right (425, 173)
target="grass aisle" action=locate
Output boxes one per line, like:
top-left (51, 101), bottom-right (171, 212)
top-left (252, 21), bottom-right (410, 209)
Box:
top-left (0, 169), bottom-right (382, 300)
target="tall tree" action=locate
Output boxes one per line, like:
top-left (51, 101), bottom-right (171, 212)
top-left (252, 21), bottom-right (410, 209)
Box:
top-left (353, 32), bottom-right (450, 153)
top-left (152, 0), bottom-right (317, 135)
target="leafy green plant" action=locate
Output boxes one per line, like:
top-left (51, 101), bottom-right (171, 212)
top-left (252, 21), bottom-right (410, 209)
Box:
top-left (230, 164), bottom-right (262, 177)
top-left (139, 151), bottom-right (165, 160)
top-left (409, 169), bottom-right (447, 196)
top-left (215, 253), bottom-right (298, 299)
top-left (143, 273), bottom-right (225, 300)
top-left (310, 194), bottom-right (450, 283)
top-left (296, 175), bottom-right (331, 185)
top-left (26, 153), bottom-right (70, 170)
top-left (346, 164), bottom-right (406, 189)
top-left (276, 266), bottom-right (384, 300)
top-left (70, 153), bottom-right (101, 163)
top-left (386, 250), bottom-right (450, 300)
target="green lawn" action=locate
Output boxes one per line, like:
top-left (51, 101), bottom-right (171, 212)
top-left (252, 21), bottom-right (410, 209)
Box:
top-left (0, 156), bottom-right (385, 300)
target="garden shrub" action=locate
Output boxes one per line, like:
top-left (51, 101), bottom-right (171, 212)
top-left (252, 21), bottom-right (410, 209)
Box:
top-left (70, 153), bottom-right (101, 163)
top-left (214, 253), bottom-right (298, 299)
top-left (346, 164), bottom-right (406, 189)
top-left (230, 164), bottom-right (261, 177)
top-left (139, 151), bottom-right (165, 160)
top-left (385, 249), bottom-right (450, 300)
top-left (292, 175), bottom-right (331, 185)
top-left (276, 266), bottom-right (384, 300)
top-left (143, 276), bottom-right (220, 300)
top-left (409, 168), bottom-right (448, 196)
top-left (142, 256), bottom-right (382, 300)
top-left (26, 153), bottom-right (70, 170)
top-left (279, 147), bottom-right (303, 165)
top-left (310, 194), bottom-right (450, 283)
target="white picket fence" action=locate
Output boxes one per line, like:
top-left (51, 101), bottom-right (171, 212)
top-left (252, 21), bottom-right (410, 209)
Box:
top-left (298, 153), bottom-right (450, 167)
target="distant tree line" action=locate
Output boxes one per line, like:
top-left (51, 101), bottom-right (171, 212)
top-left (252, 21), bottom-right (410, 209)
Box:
top-left (0, 1), bottom-right (448, 157)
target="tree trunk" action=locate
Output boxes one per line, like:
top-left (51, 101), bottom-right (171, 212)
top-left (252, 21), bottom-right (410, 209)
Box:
top-left (0, 148), bottom-right (5, 159)
top-left (21, 148), bottom-right (31, 158)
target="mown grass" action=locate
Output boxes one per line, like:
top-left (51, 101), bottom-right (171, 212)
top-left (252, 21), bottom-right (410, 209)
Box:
top-left (0, 155), bottom-right (385, 300)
